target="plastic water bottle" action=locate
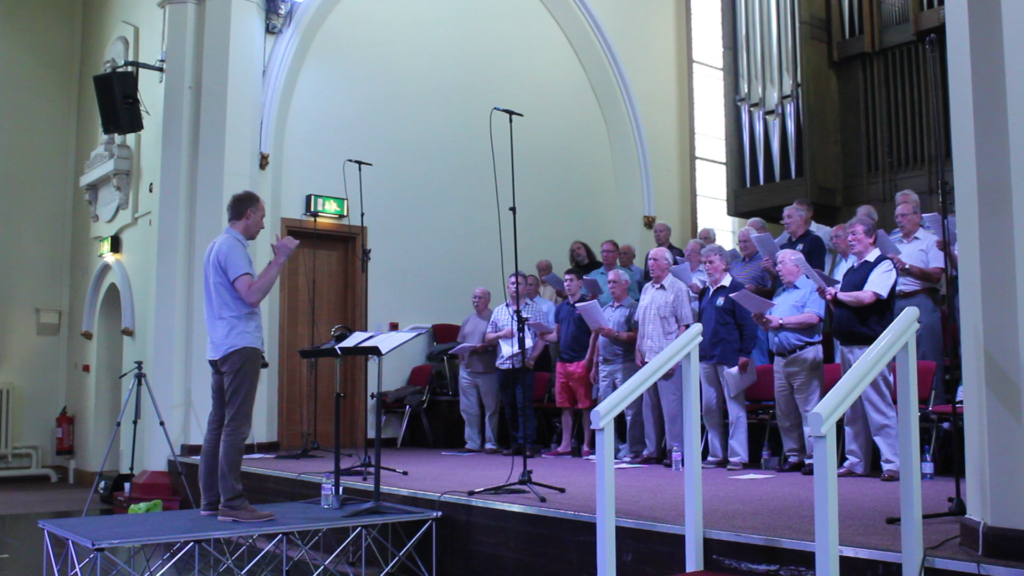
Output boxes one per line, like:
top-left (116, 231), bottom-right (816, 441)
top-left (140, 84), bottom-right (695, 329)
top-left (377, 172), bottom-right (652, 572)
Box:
top-left (761, 440), bottom-right (772, 470)
top-left (921, 446), bottom-right (935, 480)
top-left (321, 473), bottom-right (334, 508)
top-left (671, 443), bottom-right (683, 471)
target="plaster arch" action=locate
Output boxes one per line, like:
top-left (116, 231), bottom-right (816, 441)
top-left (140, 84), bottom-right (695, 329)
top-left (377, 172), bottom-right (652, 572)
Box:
top-left (81, 257), bottom-right (136, 339)
top-left (259, 0), bottom-right (655, 219)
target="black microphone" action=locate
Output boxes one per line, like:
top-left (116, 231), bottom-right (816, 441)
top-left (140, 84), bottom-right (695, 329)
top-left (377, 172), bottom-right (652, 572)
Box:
top-left (494, 107), bottom-right (524, 117)
top-left (346, 159), bottom-right (373, 166)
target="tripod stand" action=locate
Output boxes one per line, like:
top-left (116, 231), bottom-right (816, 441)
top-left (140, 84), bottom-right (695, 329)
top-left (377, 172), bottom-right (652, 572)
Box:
top-left (468, 107), bottom-right (565, 503)
top-left (83, 360), bottom-right (195, 515)
top-left (886, 33), bottom-right (965, 526)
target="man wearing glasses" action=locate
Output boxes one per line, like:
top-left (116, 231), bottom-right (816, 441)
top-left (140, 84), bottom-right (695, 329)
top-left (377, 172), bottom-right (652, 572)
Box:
top-left (585, 240), bottom-right (639, 306)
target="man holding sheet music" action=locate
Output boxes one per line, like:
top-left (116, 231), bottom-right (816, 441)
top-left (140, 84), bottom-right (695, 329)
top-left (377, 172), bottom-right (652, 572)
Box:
top-left (589, 269), bottom-right (644, 461)
top-left (456, 288), bottom-right (500, 454)
top-left (634, 247), bottom-right (693, 466)
top-left (731, 227), bottom-right (773, 366)
top-left (697, 245), bottom-right (758, 471)
top-left (819, 217), bottom-right (900, 482)
top-left (892, 201), bottom-right (947, 403)
top-left (536, 260), bottom-right (565, 304)
top-left (542, 269), bottom-right (597, 457)
top-left (752, 250), bottom-right (824, 475)
top-left (485, 272), bottom-right (546, 458)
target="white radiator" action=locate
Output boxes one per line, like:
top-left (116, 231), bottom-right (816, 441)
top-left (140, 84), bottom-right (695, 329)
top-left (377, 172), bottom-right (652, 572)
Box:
top-left (0, 385), bottom-right (57, 481)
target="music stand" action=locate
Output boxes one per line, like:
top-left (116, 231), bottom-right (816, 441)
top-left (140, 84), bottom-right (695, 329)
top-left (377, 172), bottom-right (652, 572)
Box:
top-left (333, 329), bottom-right (426, 517)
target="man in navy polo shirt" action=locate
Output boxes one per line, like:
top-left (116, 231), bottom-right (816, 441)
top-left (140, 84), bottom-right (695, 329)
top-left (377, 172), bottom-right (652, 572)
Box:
top-left (776, 204), bottom-right (828, 271)
top-left (202, 191), bottom-right (299, 522)
top-left (698, 244), bottom-right (758, 471)
top-left (821, 216), bottom-right (900, 482)
top-left (543, 268), bottom-right (596, 457)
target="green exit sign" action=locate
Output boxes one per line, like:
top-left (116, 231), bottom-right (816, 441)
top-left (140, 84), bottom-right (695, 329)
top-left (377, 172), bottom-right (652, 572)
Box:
top-left (98, 235), bottom-right (121, 258)
top-left (305, 195), bottom-right (348, 218)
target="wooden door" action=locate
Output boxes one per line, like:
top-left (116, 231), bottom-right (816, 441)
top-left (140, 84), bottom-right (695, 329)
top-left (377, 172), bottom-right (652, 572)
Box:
top-left (278, 218), bottom-right (367, 451)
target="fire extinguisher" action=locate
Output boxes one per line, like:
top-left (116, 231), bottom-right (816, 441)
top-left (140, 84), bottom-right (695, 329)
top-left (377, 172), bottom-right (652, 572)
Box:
top-left (56, 407), bottom-right (74, 456)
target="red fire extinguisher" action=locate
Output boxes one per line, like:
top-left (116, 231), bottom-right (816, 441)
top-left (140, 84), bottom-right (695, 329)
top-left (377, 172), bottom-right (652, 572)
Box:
top-left (56, 407), bottom-right (74, 456)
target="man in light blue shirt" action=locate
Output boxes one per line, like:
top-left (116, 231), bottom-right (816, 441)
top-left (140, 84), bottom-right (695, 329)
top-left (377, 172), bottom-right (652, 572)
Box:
top-left (201, 191), bottom-right (299, 522)
top-left (585, 240), bottom-right (639, 306)
top-left (753, 249), bottom-right (825, 476)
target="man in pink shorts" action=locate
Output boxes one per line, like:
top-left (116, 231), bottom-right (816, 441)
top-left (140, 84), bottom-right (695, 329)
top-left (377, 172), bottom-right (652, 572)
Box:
top-left (542, 268), bottom-right (597, 457)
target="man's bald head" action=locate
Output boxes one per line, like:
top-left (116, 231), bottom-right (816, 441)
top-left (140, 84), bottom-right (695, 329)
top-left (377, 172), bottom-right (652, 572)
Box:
top-left (746, 217), bottom-right (768, 235)
top-left (536, 260), bottom-right (553, 278)
top-left (653, 222), bottom-right (672, 247)
top-left (618, 244), bottom-right (637, 268)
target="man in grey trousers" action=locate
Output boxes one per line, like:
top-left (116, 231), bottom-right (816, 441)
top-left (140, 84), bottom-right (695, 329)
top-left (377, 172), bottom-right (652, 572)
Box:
top-left (201, 191), bottom-right (298, 522)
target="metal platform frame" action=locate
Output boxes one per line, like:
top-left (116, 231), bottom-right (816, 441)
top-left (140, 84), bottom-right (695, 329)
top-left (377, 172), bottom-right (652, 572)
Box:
top-left (39, 501), bottom-right (439, 576)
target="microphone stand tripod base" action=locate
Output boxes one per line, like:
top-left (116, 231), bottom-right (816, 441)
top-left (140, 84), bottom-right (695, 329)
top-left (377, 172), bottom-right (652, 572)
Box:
top-left (339, 500), bottom-right (410, 518)
top-left (467, 467), bottom-right (566, 504)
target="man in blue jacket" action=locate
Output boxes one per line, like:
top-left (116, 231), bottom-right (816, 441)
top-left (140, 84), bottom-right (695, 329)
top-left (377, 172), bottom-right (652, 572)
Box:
top-left (698, 244), bottom-right (758, 471)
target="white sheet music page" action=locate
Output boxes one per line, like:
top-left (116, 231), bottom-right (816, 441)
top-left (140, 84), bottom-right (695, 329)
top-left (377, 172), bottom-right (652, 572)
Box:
top-left (875, 231), bottom-right (901, 258)
top-left (362, 330), bottom-right (426, 355)
top-left (582, 277), bottom-right (603, 297)
top-left (670, 264), bottom-right (693, 286)
top-left (336, 331), bottom-right (379, 353)
top-left (575, 299), bottom-right (608, 330)
top-left (729, 289), bottom-right (776, 315)
top-left (751, 233), bottom-right (780, 262)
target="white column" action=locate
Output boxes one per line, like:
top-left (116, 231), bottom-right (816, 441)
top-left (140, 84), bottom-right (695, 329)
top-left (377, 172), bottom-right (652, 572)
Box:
top-left (946, 0), bottom-right (1024, 531)
top-left (188, 0), bottom-right (267, 445)
top-left (145, 0), bottom-right (204, 471)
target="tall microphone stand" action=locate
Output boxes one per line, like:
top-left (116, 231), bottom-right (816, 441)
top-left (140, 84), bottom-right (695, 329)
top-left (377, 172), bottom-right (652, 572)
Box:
top-left (886, 34), bottom-right (965, 526)
top-left (337, 159), bottom-right (408, 480)
top-left (468, 108), bottom-right (565, 502)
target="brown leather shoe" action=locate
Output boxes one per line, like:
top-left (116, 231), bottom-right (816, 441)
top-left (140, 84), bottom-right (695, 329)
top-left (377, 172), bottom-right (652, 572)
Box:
top-left (836, 466), bottom-right (863, 477)
top-left (880, 469), bottom-right (900, 482)
top-left (776, 460), bottom-right (804, 473)
top-left (483, 447), bottom-right (498, 454)
top-left (800, 463), bottom-right (814, 475)
top-left (218, 505), bottom-right (275, 523)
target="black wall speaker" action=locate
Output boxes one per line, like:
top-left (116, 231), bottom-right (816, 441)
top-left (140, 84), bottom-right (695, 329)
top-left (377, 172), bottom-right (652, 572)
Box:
top-left (92, 71), bottom-right (144, 135)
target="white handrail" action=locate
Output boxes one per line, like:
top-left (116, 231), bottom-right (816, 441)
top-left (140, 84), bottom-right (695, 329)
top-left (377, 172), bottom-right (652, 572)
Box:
top-left (809, 306), bottom-right (923, 576)
top-left (592, 323), bottom-right (703, 576)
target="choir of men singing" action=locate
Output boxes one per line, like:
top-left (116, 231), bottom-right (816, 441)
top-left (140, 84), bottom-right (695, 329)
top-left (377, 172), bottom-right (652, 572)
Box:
top-left (448, 194), bottom-right (954, 481)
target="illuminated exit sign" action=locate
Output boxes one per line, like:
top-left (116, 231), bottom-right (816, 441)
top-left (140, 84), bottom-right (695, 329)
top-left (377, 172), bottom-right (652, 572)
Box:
top-left (304, 195), bottom-right (348, 218)
top-left (98, 235), bottom-right (121, 258)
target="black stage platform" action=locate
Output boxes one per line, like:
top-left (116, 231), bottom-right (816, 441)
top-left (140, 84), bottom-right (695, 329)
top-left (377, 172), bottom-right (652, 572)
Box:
top-left (171, 450), bottom-right (1024, 576)
top-left (40, 500), bottom-right (439, 575)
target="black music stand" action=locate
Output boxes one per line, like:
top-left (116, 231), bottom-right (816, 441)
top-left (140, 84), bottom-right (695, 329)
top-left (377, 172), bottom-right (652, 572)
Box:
top-left (332, 330), bottom-right (426, 517)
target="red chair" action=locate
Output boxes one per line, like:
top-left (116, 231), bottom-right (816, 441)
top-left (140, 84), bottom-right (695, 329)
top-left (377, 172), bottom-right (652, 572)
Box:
top-left (746, 364), bottom-right (776, 451)
top-left (891, 360), bottom-right (938, 406)
top-left (431, 323), bottom-right (462, 394)
top-left (381, 364), bottom-right (434, 448)
top-left (822, 363), bottom-right (842, 396)
top-left (532, 372), bottom-right (559, 446)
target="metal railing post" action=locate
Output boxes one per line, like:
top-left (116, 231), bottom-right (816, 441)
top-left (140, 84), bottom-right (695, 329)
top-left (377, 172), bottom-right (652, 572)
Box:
top-left (595, 426), bottom-right (616, 576)
top-left (896, 339), bottom-right (923, 575)
top-left (813, 432), bottom-right (839, 576)
top-left (682, 346), bottom-right (703, 572)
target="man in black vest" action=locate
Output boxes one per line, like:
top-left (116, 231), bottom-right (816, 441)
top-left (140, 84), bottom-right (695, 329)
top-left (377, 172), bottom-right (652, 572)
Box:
top-left (820, 217), bottom-right (900, 482)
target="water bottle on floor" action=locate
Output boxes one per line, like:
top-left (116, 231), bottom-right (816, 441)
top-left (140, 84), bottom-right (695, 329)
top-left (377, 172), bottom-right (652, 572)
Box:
top-left (671, 443), bottom-right (683, 471)
top-left (921, 446), bottom-right (935, 480)
top-left (761, 439), bottom-right (772, 470)
top-left (321, 473), bottom-right (334, 508)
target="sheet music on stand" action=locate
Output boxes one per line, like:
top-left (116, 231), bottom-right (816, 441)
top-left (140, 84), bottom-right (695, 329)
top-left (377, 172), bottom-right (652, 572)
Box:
top-left (334, 330), bottom-right (426, 356)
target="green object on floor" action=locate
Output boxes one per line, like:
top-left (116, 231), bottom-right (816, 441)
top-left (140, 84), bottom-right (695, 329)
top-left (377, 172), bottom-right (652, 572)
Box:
top-left (128, 500), bottom-right (163, 514)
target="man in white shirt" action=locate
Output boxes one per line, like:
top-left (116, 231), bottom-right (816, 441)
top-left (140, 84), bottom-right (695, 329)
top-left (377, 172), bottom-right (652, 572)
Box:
top-left (892, 201), bottom-right (947, 403)
top-left (827, 223), bottom-right (857, 282)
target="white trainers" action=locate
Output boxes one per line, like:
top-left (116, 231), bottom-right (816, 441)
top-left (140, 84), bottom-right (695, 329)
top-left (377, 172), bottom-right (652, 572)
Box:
top-left (217, 505), bottom-right (275, 522)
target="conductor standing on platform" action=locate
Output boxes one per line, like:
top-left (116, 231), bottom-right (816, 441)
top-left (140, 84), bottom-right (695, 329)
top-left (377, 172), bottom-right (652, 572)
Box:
top-left (202, 191), bottom-right (299, 522)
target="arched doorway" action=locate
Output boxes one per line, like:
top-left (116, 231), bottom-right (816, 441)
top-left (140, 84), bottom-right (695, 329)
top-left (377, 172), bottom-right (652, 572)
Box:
top-left (93, 283), bottom-right (125, 473)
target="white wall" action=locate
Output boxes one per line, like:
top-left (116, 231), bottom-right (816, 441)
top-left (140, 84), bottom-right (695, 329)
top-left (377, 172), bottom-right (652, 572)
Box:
top-left (267, 0), bottom-right (692, 433)
top-left (0, 0), bottom-right (81, 466)
top-left (64, 0), bottom-right (168, 472)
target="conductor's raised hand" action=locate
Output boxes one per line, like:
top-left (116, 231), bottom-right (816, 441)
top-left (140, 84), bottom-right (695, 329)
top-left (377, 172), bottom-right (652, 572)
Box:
top-left (272, 234), bottom-right (300, 260)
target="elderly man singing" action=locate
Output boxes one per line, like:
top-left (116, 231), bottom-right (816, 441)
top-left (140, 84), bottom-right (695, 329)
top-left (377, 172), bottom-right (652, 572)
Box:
top-left (631, 247), bottom-right (693, 465)
top-left (697, 244), bottom-right (757, 471)
top-left (456, 288), bottom-right (500, 454)
top-left (753, 250), bottom-right (825, 475)
top-left (820, 217), bottom-right (900, 482)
